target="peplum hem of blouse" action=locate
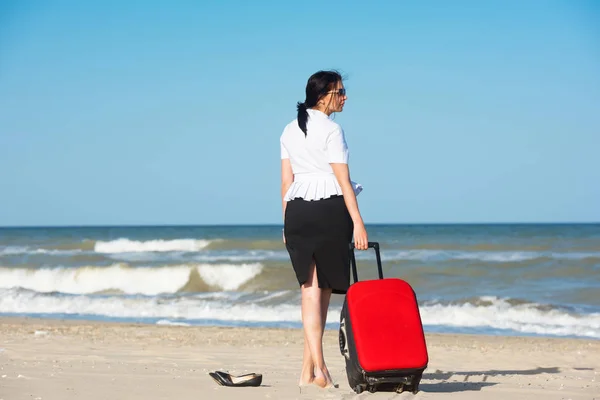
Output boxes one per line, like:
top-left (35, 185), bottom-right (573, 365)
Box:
top-left (284, 174), bottom-right (363, 201)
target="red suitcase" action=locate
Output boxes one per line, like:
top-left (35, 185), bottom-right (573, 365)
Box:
top-left (339, 242), bottom-right (428, 394)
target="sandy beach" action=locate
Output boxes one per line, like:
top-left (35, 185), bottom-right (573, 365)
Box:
top-left (0, 318), bottom-right (597, 399)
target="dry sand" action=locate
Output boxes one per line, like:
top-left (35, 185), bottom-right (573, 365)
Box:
top-left (0, 317), bottom-right (598, 399)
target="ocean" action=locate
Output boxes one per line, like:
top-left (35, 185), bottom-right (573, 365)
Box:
top-left (0, 224), bottom-right (599, 339)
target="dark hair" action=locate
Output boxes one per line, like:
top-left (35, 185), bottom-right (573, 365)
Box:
top-left (297, 70), bottom-right (343, 136)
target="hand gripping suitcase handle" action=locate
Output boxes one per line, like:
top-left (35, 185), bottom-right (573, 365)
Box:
top-left (349, 242), bottom-right (384, 283)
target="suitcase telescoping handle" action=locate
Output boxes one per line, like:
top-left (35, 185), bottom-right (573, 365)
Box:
top-left (349, 242), bottom-right (384, 283)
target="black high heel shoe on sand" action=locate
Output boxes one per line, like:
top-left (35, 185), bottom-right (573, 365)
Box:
top-left (209, 371), bottom-right (263, 387)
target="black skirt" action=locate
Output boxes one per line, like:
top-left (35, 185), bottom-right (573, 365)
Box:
top-left (284, 195), bottom-right (354, 294)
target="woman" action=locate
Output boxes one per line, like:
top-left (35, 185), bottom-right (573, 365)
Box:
top-left (280, 70), bottom-right (368, 388)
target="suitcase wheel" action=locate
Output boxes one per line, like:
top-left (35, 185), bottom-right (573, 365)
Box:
top-left (411, 382), bottom-right (420, 394)
top-left (368, 385), bottom-right (377, 393)
top-left (410, 373), bottom-right (423, 394)
top-left (353, 385), bottom-right (364, 394)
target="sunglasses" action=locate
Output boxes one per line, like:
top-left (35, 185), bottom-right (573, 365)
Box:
top-left (327, 88), bottom-right (346, 96)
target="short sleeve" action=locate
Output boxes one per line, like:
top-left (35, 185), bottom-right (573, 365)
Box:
top-left (280, 139), bottom-right (289, 159)
top-left (326, 126), bottom-right (349, 163)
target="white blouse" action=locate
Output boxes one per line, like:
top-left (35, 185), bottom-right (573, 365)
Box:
top-left (280, 109), bottom-right (363, 201)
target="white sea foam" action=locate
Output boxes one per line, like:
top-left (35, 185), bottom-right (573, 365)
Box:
top-left (252, 290), bottom-right (293, 303)
top-left (0, 289), bottom-right (598, 339)
top-left (109, 250), bottom-right (287, 264)
top-left (0, 246), bottom-right (83, 256)
top-left (192, 251), bottom-right (287, 262)
top-left (94, 238), bottom-right (212, 253)
top-left (156, 319), bottom-right (191, 327)
top-left (0, 247), bottom-right (30, 256)
top-left (554, 252), bottom-right (600, 260)
top-left (196, 264), bottom-right (263, 291)
top-left (420, 297), bottom-right (600, 338)
top-left (454, 251), bottom-right (539, 262)
top-left (0, 263), bottom-right (263, 295)
top-left (0, 289), bottom-right (303, 323)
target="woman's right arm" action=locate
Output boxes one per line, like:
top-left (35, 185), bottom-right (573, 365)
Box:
top-left (331, 163), bottom-right (368, 250)
top-left (281, 158), bottom-right (294, 221)
top-left (281, 158), bottom-right (293, 243)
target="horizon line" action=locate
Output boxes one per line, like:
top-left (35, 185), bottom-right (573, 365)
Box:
top-left (1, 221), bottom-right (599, 229)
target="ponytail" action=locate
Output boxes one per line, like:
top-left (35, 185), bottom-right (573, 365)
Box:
top-left (297, 102), bottom-right (309, 136)
top-left (296, 70), bottom-right (343, 137)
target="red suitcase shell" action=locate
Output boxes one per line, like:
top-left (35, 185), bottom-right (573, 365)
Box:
top-left (339, 242), bottom-right (428, 394)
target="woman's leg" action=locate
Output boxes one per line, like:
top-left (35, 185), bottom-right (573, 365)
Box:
top-left (299, 329), bottom-right (314, 385)
top-left (301, 259), bottom-right (334, 388)
top-left (299, 276), bottom-right (332, 386)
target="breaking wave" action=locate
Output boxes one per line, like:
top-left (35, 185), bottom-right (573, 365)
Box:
top-left (419, 296), bottom-right (600, 338)
top-left (0, 290), bottom-right (598, 339)
top-left (0, 263), bottom-right (263, 295)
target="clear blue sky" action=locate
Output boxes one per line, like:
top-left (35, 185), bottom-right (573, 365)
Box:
top-left (1, 0), bottom-right (598, 226)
